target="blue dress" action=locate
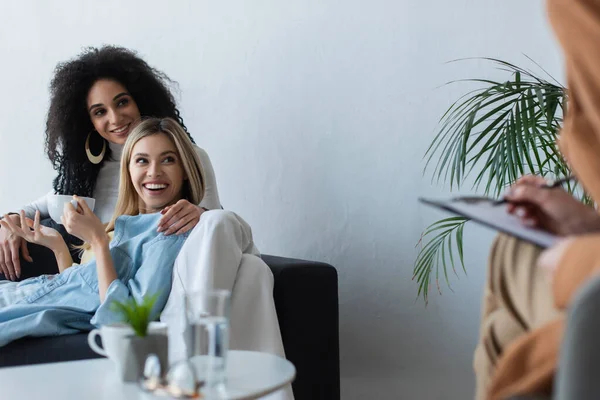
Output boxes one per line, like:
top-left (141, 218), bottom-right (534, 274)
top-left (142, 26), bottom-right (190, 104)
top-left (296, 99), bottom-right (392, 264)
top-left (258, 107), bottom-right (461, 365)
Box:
top-left (0, 213), bottom-right (188, 347)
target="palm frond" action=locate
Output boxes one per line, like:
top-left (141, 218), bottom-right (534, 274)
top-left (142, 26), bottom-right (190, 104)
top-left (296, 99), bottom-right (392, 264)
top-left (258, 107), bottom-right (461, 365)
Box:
top-left (425, 61), bottom-right (565, 194)
top-left (414, 217), bottom-right (468, 303)
top-left (415, 58), bottom-right (568, 302)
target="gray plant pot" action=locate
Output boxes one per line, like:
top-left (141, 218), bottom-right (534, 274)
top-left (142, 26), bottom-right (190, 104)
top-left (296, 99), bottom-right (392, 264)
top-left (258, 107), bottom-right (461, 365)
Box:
top-left (121, 333), bottom-right (169, 382)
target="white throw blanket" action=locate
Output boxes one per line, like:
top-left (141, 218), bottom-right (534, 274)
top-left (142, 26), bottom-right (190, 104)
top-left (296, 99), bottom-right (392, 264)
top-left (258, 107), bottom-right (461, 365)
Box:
top-left (160, 210), bottom-right (293, 400)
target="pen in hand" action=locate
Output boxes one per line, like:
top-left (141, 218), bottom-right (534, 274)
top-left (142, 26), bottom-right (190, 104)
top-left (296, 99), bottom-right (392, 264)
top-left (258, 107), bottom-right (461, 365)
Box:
top-left (493, 175), bottom-right (577, 206)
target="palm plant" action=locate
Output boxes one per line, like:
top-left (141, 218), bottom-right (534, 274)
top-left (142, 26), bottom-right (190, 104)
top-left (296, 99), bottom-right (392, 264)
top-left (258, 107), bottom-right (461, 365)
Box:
top-left (414, 58), bottom-right (578, 302)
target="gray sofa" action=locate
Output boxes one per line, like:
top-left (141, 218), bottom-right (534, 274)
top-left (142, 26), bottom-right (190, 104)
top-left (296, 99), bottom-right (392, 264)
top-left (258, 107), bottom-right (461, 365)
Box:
top-left (0, 254), bottom-right (341, 400)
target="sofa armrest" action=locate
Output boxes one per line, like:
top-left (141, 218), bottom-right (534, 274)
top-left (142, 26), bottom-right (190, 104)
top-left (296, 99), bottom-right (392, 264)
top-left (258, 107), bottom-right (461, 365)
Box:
top-left (262, 254), bottom-right (340, 400)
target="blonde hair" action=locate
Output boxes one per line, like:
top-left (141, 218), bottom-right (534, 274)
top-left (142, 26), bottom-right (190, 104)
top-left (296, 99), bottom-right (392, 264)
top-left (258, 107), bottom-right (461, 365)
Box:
top-left (78, 117), bottom-right (205, 251)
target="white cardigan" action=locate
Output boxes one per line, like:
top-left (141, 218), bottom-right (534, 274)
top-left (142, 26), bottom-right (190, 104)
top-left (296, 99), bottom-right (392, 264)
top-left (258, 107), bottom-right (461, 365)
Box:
top-left (18, 142), bottom-right (221, 222)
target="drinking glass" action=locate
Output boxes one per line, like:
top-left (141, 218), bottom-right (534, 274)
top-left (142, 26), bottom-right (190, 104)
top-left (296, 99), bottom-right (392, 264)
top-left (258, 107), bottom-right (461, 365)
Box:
top-left (184, 289), bottom-right (231, 392)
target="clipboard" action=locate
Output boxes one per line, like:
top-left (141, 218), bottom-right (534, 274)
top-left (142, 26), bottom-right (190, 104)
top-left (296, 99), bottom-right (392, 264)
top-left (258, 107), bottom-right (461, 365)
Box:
top-left (419, 196), bottom-right (559, 248)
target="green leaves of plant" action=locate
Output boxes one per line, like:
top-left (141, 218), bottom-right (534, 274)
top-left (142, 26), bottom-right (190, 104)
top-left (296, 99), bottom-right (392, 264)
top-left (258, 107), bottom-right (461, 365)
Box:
top-left (425, 58), bottom-right (565, 196)
top-left (416, 58), bottom-right (568, 302)
top-left (110, 293), bottom-right (160, 337)
top-left (414, 217), bottom-right (467, 303)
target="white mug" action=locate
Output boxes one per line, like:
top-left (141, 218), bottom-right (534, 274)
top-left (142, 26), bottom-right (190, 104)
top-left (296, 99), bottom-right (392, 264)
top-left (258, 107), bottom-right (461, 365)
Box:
top-left (47, 194), bottom-right (95, 224)
top-left (87, 322), bottom-right (168, 379)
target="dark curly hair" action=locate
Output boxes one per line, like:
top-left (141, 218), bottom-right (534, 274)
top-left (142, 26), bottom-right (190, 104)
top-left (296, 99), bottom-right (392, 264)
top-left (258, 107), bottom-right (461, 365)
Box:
top-left (45, 45), bottom-right (194, 197)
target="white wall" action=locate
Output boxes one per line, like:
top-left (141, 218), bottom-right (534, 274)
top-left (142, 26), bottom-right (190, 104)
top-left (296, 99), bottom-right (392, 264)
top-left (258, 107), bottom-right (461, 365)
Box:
top-left (0, 1), bottom-right (563, 398)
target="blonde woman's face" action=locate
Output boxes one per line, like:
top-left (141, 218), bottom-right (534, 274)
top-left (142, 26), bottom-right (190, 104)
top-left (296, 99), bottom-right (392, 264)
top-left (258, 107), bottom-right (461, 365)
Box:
top-left (129, 133), bottom-right (185, 213)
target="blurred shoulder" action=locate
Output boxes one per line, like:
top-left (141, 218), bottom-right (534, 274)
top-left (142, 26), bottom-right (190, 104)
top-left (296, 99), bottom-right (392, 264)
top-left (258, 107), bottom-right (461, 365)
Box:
top-left (192, 144), bottom-right (212, 163)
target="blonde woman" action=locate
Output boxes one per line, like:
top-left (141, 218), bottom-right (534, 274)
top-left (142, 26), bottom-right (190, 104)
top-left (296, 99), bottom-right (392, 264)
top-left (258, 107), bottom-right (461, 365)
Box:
top-left (0, 117), bottom-right (205, 345)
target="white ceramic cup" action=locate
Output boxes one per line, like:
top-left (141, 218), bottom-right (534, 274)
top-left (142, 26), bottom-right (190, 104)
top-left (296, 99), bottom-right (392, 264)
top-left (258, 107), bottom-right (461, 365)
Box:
top-left (87, 322), bottom-right (168, 377)
top-left (47, 195), bottom-right (95, 224)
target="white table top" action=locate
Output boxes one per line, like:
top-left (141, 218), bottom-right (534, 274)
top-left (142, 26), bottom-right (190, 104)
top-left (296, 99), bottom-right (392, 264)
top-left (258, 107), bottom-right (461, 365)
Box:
top-left (0, 350), bottom-right (295, 400)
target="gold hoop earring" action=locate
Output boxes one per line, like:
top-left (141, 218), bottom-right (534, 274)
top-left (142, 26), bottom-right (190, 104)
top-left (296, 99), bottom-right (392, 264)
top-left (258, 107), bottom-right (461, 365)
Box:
top-left (85, 132), bottom-right (106, 164)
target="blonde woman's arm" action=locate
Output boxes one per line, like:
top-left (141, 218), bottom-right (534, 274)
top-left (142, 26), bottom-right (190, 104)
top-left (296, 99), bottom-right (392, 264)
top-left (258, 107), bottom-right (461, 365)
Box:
top-left (90, 233), bottom-right (188, 327)
top-left (89, 234), bottom-right (115, 302)
top-left (62, 196), bottom-right (114, 299)
top-left (0, 210), bottom-right (74, 274)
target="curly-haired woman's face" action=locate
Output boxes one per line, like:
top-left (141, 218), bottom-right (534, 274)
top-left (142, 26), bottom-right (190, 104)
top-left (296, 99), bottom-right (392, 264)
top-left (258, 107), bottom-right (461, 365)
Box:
top-left (87, 79), bottom-right (141, 145)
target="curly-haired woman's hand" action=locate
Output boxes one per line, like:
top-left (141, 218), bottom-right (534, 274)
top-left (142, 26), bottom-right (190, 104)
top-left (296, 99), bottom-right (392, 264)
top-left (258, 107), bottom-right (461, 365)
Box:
top-left (0, 214), bottom-right (32, 280)
top-left (157, 200), bottom-right (207, 235)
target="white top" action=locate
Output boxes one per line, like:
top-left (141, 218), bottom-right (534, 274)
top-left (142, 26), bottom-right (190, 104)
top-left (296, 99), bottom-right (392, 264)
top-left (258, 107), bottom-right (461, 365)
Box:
top-left (0, 350), bottom-right (296, 400)
top-left (18, 142), bottom-right (222, 223)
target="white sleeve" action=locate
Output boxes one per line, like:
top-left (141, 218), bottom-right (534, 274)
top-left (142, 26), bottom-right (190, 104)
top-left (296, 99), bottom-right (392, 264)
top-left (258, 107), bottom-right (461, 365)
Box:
top-left (17, 191), bottom-right (53, 220)
top-left (194, 146), bottom-right (222, 210)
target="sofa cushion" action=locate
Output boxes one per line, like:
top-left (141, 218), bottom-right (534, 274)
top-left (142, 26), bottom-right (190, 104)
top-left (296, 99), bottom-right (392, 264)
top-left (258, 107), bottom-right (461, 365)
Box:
top-left (0, 333), bottom-right (101, 367)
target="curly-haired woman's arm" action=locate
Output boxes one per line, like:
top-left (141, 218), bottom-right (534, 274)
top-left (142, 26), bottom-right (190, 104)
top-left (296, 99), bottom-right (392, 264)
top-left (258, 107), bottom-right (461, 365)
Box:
top-left (195, 146), bottom-right (222, 210)
top-left (18, 191), bottom-right (52, 220)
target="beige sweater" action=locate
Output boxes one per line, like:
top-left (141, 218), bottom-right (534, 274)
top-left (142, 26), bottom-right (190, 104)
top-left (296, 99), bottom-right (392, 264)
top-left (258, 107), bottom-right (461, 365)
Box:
top-left (490, 0), bottom-right (600, 398)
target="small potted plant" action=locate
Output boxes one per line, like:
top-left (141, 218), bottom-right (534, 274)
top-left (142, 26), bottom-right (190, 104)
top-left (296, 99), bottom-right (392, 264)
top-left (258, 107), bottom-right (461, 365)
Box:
top-left (111, 293), bottom-right (169, 382)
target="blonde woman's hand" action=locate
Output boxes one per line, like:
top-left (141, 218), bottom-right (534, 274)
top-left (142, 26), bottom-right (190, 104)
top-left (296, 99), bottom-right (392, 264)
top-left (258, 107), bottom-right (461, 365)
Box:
top-left (1, 211), bottom-right (65, 254)
top-left (62, 196), bottom-right (107, 247)
top-left (0, 214), bottom-right (32, 280)
top-left (157, 200), bottom-right (206, 235)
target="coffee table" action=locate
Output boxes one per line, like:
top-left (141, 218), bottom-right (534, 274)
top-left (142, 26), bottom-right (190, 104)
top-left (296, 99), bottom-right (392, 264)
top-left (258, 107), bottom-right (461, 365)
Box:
top-left (0, 350), bottom-right (295, 400)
